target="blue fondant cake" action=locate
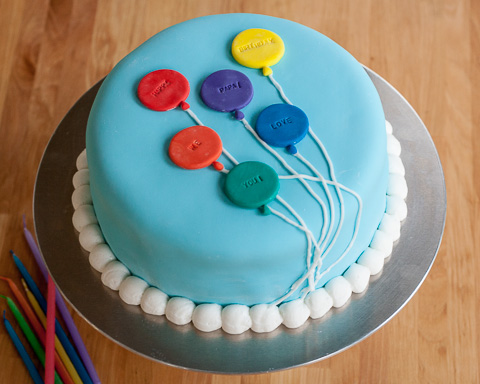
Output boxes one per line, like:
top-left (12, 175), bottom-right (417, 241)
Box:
top-left (72, 14), bottom-right (407, 333)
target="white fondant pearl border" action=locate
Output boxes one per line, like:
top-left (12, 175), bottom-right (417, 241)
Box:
top-left (71, 121), bottom-right (407, 334)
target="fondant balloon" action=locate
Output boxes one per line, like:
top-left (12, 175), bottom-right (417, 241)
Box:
top-left (224, 161), bottom-right (280, 210)
top-left (169, 126), bottom-right (223, 170)
top-left (200, 70), bottom-right (254, 120)
top-left (138, 69), bottom-right (190, 111)
top-left (255, 104), bottom-right (309, 154)
top-left (231, 29), bottom-right (285, 76)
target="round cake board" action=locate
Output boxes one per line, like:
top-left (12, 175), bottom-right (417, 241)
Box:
top-left (34, 67), bottom-right (446, 374)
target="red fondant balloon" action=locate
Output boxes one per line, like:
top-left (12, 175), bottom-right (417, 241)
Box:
top-left (137, 69), bottom-right (190, 111)
top-left (169, 126), bottom-right (223, 170)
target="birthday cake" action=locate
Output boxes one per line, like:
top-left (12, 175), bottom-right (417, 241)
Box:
top-left (71, 14), bottom-right (407, 334)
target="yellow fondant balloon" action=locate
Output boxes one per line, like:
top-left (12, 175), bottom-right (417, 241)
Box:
top-left (231, 29), bottom-right (285, 76)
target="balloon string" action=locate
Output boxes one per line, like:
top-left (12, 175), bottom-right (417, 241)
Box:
top-left (239, 117), bottom-right (329, 246)
top-left (239, 116), bottom-right (336, 297)
top-left (309, 127), bottom-right (345, 224)
top-left (272, 252), bottom-right (323, 305)
top-left (263, 72), bottom-right (361, 291)
top-left (279, 174), bottom-right (358, 199)
top-left (274, 195), bottom-right (320, 290)
top-left (268, 74), bottom-right (293, 105)
top-left (314, 187), bottom-right (362, 285)
top-left (307, 127), bottom-right (358, 284)
top-left (222, 148), bottom-right (239, 165)
top-left (216, 160), bottom-right (318, 289)
top-left (288, 182), bottom-right (361, 302)
top-left (293, 141), bottom-right (361, 293)
top-left (294, 152), bottom-right (335, 262)
top-left (256, 74), bottom-right (364, 302)
top-left (294, 151), bottom-right (346, 281)
top-left (269, 205), bottom-right (314, 288)
top-left (184, 107), bottom-right (239, 165)
top-left (184, 108), bottom-right (202, 125)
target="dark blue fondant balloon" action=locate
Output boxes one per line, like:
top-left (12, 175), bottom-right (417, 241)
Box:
top-left (200, 70), bottom-right (254, 118)
top-left (255, 104), bottom-right (309, 154)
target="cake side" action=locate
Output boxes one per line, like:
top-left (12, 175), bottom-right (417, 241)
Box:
top-left (72, 118), bottom-right (407, 333)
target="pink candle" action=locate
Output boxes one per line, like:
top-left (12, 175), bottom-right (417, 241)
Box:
top-left (45, 274), bottom-right (56, 384)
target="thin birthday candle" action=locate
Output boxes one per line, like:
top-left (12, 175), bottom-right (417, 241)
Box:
top-left (0, 276), bottom-right (74, 384)
top-left (12, 251), bottom-right (89, 384)
top-left (3, 310), bottom-right (44, 384)
top-left (23, 217), bottom-right (99, 384)
top-left (1, 294), bottom-right (62, 384)
top-left (45, 275), bottom-right (56, 384)
top-left (21, 279), bottom-right (82, 384)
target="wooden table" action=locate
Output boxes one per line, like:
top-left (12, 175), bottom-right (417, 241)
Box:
top-left (0, 1), bottom-right (477, 383)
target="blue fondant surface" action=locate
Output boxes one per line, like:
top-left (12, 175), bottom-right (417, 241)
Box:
top-left (86, 14), bottom-right (388, 306)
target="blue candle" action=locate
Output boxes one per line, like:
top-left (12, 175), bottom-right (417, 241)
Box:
top-left (3, 310), bottom-right (44, 384)
top-left (11, 251), bottom-right (93, 384)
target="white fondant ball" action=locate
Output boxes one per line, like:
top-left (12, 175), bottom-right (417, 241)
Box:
top-left (89, 243), bottom-right (116, 272)
top-left (76, 149), bottom-right (88, 170)
top-left (370, 229), bottom-right (394, 258)
top-left (119, 276), bottom-right (149, 305)
top-left (279, 299), bottom-right (310, 329)
top-left (140, 288), bottom-right (169, 316)
top-left (165, 297), bottom-right (195, 325)
top-left (72, 204), bottom-right (97, 232)
top-left (324, 276), bottom-right (352, 308)
top-left (192, 304), bottom-right (223, 332)
top-left (249, 304), bottom-right (283, 333)
top-left (221, 305), bottom-right (252, 334)
top-left (72, 169), bottom-right (90, 188)
top-left (357, 247), bottom-right (384, 275)
top-left (379, 213), bottom-right (401, 241)
top-left (101, 261), bottom-right (130, 290)
top-left (72, 185), bottom-right (92, 209)
top-left (343, 263), bottom-right (370, 293)
top-left (305, 288), bottom-right (333, 319)
top-left (79, 223), bottom-right (104, 252)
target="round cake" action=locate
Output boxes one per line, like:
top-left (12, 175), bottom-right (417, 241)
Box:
top-left (71, 13), bottom-right (407, 333)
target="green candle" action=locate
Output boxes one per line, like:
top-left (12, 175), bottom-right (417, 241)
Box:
top-left (0, 294), bottom-right (63, 384)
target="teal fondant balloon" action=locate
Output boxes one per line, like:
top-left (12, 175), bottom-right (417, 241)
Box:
top-left (224, 161), bottom-right (280, 209)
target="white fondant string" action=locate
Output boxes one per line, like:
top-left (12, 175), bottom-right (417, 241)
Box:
top-left (268, 74), bottom-right (293, 105)
top-left (239, 117), bottom-right (330, 246)
top-left (184, 107), bottom-right (203, 125)
top-left (264, 74), bottom-right (366, 301)
top-left (308, 127), bottom-right (345, 225)
top-left (275, 195), bottom-right (320, 289)
top-left (294, 151), bottom-right (336, 266)
top-left (278, 171), bottom-right (362, 259)
top-left (269, 205), bottom-right (313, 286)
top-left (314, 188), bottom-right (362, 285)
top-left (306, 127), bottom-right (362, 284)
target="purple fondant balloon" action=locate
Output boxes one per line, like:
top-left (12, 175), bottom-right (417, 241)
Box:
top-left (200, 70), bottom-right (254, 116)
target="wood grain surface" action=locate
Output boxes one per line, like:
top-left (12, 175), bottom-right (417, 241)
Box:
top-left (0, 1), bottom-right (477, 383)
